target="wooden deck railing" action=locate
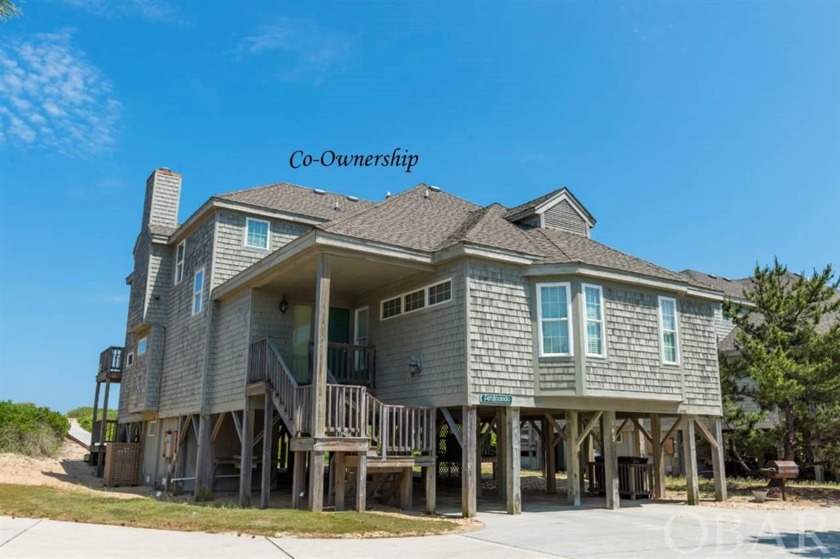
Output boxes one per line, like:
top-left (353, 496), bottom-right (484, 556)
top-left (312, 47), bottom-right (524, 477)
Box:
top-left (249, 338), bottom-right (433, 455)
top-left (326, 343), bottom-right (376, 387)
top-left (98, 347), bottom-right (124, 376)
top-left (91, 419), bottom-right (118, 445)
top-left (588, 460), bottom-right (654, 499)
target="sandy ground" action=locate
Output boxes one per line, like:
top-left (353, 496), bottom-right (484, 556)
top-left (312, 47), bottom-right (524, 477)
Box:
top-left (0, 439), bottom-right (149, 499)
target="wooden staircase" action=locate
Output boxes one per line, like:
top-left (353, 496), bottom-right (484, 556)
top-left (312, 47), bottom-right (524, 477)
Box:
top-left (247, 338), bottom-right (437, 511)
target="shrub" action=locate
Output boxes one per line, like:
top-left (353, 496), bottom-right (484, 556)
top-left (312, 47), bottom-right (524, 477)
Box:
top-left (0, 401), bottom-right (70, 457)
top-left (66, 406), bottom-right (118, 432)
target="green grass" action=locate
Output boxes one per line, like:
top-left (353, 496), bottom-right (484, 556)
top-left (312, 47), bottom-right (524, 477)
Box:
top-left (665, 476), bottom-right (840, 495)
top-left (66, 407), bottom-right (118, 433)
top-left (0, 484), bottom-right (459, 538)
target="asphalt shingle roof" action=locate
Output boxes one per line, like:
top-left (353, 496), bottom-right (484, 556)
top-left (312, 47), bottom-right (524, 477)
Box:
top-left (217, 182), bottom-right (375, 221)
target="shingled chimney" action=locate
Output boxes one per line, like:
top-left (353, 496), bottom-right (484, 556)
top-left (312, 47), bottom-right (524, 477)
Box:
top-left (141, 168), bottom-right (182, 229)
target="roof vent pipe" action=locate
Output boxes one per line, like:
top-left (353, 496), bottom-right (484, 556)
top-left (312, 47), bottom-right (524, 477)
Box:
top-left (313, 188), bottom-right (326, 195)
top-left (386, 191), bottom-right (391, 199)
top-left (428, 185), bottom-right (441, 192)
top-left (424, 190), bottom-right (430, 199)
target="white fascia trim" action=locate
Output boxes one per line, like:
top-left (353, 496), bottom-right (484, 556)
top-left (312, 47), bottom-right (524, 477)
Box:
top-left (525, 264), bottom-right (724, 302)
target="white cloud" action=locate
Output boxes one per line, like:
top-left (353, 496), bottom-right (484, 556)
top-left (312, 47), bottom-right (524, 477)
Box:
top-left (58, 0), bottom-right (192, 25)
top-left (235, 20), bottom-right (353, 83)
top-left (0, 30), bottom-right (121, 156)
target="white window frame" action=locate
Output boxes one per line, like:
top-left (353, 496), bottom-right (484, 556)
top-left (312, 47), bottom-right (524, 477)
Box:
top-left (581, 283), bottom-right (606, 358)
top-left (380, 278), bottom-right (453, 321)
top-left (244, 217), bottom-right (271, 250)
top-left (126, 352), bottom-right (134, 367)
top-left (192, 268), bottom-right (205, 315)
top-left (137, 337), bottom-right (147, 355)
top-left (536, 282), bottom-right (574, 357)
top-left (147, 420), bottom-right (158, 437)
top-left (174, 240), bottom-right (185, 285)
top-left (658, 295), bottom-right (680, 365)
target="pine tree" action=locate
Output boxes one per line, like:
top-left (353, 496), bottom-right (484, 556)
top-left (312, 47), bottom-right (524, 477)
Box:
top-left (722, 259), bottom-right (840, 468)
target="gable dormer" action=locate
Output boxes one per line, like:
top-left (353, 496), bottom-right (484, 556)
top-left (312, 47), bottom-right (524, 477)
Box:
top-left (505, 187), bottom-right (596, 237)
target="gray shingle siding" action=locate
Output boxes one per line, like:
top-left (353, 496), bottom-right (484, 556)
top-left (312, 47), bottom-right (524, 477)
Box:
top-left (538, 363), bottom-right (576, 391)
top-left (713, 304), bottom-right (736, 341)
top-left (543, 199), bottom-right (589, 236)
top-left (157, 216), bottom-right (215, 417)
top-left (363, 263), bottom-right (467, 406)
top-left (208, 291), bottom-right (252, 410)
top-left (467, 261), bottom-right (535, 398)
top-left (679, 299), bottom-right (722, 409)
top-left (585, 286), bottom-right (683, 396)
top-left (142, 171), bottom-right (181, 228)
top-left (249, 288), bottom-right (294, 364)
top-left (213, 211), bottom-right (310, 288)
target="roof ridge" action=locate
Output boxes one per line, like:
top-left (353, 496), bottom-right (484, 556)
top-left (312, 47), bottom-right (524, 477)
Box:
top-left (317, 184), bottom-right (431, 231)
top-left (505, 187), bottom-right (568, 218)
top-left (533, 228), bottom-right (572, 260)
top-left (216, 180), bottom-right (369, 201)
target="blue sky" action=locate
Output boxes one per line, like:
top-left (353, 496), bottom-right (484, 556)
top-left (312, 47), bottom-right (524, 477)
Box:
top-left (0, 1), bottom-right (838, 412)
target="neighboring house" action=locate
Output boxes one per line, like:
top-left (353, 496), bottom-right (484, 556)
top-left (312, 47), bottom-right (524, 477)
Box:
top-left (90, 169), bottom-right (728, 517)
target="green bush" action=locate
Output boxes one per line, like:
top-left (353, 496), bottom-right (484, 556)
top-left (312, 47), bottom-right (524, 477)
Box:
top-left (0, 401), bottom-right (70, 457)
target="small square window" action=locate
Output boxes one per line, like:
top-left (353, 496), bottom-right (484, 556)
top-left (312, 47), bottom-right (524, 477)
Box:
top-left (428, 281), bottom-right (452, 305)
top-left (382, 297), bottom-right (401, 319)
top-left (245, 218), bottom-right (270, 250)
top-left (404, 289), bottom-right (425, 312)
top-left (137, 337), bottom-right (148, 355)
top-left (147, 420), bottom-right (158, 437)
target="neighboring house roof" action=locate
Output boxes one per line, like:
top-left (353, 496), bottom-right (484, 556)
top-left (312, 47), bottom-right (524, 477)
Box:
top-left (216, 181), bottom-right (375, 221)
top-left (681, 270), bottom-right (751, 300)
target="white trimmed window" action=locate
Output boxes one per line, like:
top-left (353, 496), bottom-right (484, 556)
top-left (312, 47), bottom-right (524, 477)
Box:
top-left (245, 218), bottom-right (270, 250)
top-left (537, 282), bottom-right (573, 356)
top-left (147, 420), bottom-right (158, 437)
top-left (174, 241), bottom-right (185, 284)
top-left (193, 268), bottom-right (205, 315)
top-left (380, 279), bottom-right (453, 320)
top-left (583, 283), bottom-right (605, 357)
top-left (126, 352), bottom-right (134, 367)
top-left (137, 337), bottom-right (147, 355)
top-left (658, 296), bottom-right (679, 365)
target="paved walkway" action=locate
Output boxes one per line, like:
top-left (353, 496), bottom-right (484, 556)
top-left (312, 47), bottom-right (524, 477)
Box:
top-left (2, 501), bottom-right (838, 558)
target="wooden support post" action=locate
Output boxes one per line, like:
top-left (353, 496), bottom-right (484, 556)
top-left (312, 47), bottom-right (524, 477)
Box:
top-left (424, 463), bottom-right (436, 514)
top-left (602, 410), bottom-right (619, 510)
top-left (711, 417), bottom-right (727, 501)
top-left (400, 468), bottom-right (413, 510)
top-left (194, 414), bottom-right (214, 501)
top-left (505, 407), bottom-right (521, 515)
top-left (356, 453), bottom-right (367, 512)
top-left (476, 420), bottom-right (483, 498)
top-left (260, 394), bottom-right (274, 509)
top-left (682, 415), bottom-right (699, 505)
top-left (496, 409), bottom-right (507, 501)
top-left (308, 451), bottom-right (325, 512)
top-left (239, 401), bottom-right (255, 507)
top-left (311, 253), bottom-right (331, 438)
top-left (544, 415), bottom-right (556, 494)
top-left (334, 453), bottom-right (346, 511)
top-left (90, 381), bottom-right (101, 450)
top-left (292, 451), bottom-right (305, 509)
top-left (97, 380), bottom-right (112, 476)
top-left (565, 410), bottom-right (580, 506)
top-left (461, 406), bottom-right (477, 518)
top-left (650, 414), bottom-right (665, 499)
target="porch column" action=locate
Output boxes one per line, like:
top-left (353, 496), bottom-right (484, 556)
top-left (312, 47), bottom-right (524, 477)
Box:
top-left (601, 410), bottom-right (619, 510)
top-left (565, 410), bottom-right (580, 506)
top-left (194, 414), bottom-right (214, 501)
top-left (239, 400), bottom-right (255, 507)
top-left (90, 381), bottom-right (101, 450)
top-left (496, 409), bottom-right (507, 501)
top-left (504, 406), bottom-right (521, 515)
top-left (291, 451), bottom-right (306, 509)
top-left (650, 414), bottom-right (665, 499)
top-left (308, 253), bottom-right (331, 512)
top-left (96, 379), bottom-right (112, 477)
top-left (260, 392), bottom-right (274, 509)
top-left (711, 417), bottom-right (727, 501)
top-left (682, 415), bottom-right (699, 505)
top-left (461, 405), bottom-right (477, 518)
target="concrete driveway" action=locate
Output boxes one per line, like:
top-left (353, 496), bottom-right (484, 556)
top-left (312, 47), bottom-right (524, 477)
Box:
top-left (2, 501), bottom-right (838, 558)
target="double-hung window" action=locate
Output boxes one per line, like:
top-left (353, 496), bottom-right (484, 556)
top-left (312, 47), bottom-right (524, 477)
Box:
top-left (137, 337), bottom-right (147, 355)
top-left (658, 296), bottom-right (679, 365)
top-left (193, 268), bottom-right (205, 315)
top-left (537, 282), bottom-right (573, 356)
top-left (583, 284), bottom-right (605, 357)
top-left (245, 218), bottom-right (270, 250)
top-left (174, 241), bottom-right (185, 284)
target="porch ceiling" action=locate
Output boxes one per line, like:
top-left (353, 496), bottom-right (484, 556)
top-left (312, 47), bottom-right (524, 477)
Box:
top-left (258, 251), bottom-right (431, 296)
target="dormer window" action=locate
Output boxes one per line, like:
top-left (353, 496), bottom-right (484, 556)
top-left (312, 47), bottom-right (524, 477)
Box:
top-left (245, 218), bottom-right (270, 250)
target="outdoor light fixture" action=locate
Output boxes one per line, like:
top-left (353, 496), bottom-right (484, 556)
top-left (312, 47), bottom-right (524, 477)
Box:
top-left (409, 355), bottom-right (422, 376)
top-left (279, 296), bottom-right (288, 314)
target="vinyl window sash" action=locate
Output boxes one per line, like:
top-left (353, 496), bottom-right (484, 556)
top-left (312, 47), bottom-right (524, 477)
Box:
top-left (537, 282), bottom-right (573, 357)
